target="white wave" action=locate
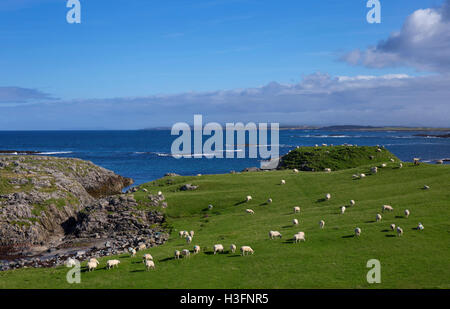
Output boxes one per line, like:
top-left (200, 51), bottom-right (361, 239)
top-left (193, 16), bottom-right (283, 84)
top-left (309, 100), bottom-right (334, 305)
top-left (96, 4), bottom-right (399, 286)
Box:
top-left (37, 151), bottom-right (73, 155)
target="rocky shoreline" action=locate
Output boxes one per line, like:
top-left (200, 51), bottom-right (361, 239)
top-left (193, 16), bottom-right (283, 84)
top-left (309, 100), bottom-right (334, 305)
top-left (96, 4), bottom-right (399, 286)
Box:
top-left (0, 155), bottom-right (169, 271)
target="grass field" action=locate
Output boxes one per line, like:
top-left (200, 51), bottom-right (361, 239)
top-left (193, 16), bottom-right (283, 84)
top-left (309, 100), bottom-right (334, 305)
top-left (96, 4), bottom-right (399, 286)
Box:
top-left (1, 161), bottom-right (449, 289)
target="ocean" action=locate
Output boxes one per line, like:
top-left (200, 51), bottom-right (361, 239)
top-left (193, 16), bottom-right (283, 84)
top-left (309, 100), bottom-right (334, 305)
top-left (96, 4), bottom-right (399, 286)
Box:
top-left (0, 130), bottom-right (449, 186)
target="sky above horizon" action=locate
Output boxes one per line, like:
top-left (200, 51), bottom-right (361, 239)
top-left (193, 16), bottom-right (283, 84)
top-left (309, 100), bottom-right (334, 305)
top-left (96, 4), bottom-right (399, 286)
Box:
top-left (1, 0), bottom-right (449, 129)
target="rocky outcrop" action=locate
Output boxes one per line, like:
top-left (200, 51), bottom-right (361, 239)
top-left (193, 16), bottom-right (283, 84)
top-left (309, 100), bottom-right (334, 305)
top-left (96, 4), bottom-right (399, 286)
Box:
top-left (0, 155), bottom-right (134, 254)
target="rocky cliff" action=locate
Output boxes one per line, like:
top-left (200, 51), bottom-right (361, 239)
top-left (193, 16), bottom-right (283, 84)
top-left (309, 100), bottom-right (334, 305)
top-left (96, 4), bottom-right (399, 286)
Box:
top-left (0, 155), bottom-right (137, 255)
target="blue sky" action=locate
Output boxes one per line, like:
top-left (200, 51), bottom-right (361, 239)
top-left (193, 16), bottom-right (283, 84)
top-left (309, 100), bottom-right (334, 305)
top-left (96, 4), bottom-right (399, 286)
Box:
top-left (0, 0), bottom-right (449, 129)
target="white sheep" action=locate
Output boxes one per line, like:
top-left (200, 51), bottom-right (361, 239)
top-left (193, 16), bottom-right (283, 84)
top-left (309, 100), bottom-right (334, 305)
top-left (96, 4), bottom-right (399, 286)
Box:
top-left (246, 195), bottom-right (252, 202)
top-left (186, 235), bottom-right (193, 244)
top-left (157, 191), bottom-right (162, 196)
top-left (267, 198), bottom-right (273, 204)
top-left (324, 168), bottom-right (331, 173)
top-left (325, 193), bottom-right (331, 200)
top-left (293, 232), bottom-right (306, 243)
top-left (193, 245), bottom-right (200, 254)
top-left (397, 226), bottom-right (403, 237)
top-left (280, 179), bottom-right (286, 185)
top-left (404, 209), bottom-right (410, 218)
top-left (355, 227), bottom-right (361, 237)
top-left (129, 248), bottom-right (137, 257)
top-left (142, 254), bottom-right (153, 262)
top-left (246, 209), bottom-right (255, 214)
top-left (106, 259), bottom-right (120, 269)
top-left (214, 244), bottom-right (224, 255)
top-left (382, 205), bottom-right (394, 212)
top-left (376, 213), bottom-right (382, 222)
top-left (359, 173), bottom-right (366, 178)
top-left (350, 200), bottom-right (355, 206)
top-left (341, 206), bottom-right (346, 214)
top-left (423, 185), bottom-right (430, 190)
top-left (179, 230), bottom-right (186, 238)
top-left (413, 158), bottom-right (420, 165)
top-left (240, 246), bottom-right (254, 256)
top-left (371, 167), bottom-right (378, 174)
top-left (87, 260), bottom-right (99, 272)
top-left (174, 250), bottom-right (181, 259)
top-left (293, 219), bottom-right (299, 225)
top-left (319, 220), bottom-right (325, 229)
top-left (417, 222), bottom-right (424, 230)
top-left (181, 249), bottom-right (190, 258)
top-left (65, 258), bottom-right (77, 267)
top-left (189, 230), bottom-right (195, 238)
top-left (293, 206), bottom-right (300, 213)
top-left (399, 163), bottom-right (403, 168)
top-left (352, 174), bottom-right (359, 179)
top-left (390, 223), bottom-right (396, 231)
top-left (230, 244), bottom-right (236, 253)
top-left (381, 163), bottom-right (387, 168)
top-left (145, 260), bottom-right (155, 271)
top-left (390, 158), bottom-right (395, 163)
top-left (269, 231), bottom-right (282, 239)
top-left (322, 143), bottom-right (327, 147)
top-left (208, 204), bottom-right (214, 210)
top-left (138, 243), bottom-right (146, 251)
top-left (293, 168), bottom-right (299, 173)
top-left (436, 160), bottom-right (444, 164)
top-left (377, 148), bottom-right (382, 152)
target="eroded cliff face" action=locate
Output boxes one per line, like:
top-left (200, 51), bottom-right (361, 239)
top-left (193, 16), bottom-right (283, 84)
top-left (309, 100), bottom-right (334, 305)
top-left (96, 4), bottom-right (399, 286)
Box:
top-left (0, 156), bottom-right (134, 251)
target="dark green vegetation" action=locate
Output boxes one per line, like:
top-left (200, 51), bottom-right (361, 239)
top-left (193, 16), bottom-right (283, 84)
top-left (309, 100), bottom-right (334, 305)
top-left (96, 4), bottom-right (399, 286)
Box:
top-left (1, 158), bottom-right (449, 289)
top-left (279, 145), bottom-right (397, 171)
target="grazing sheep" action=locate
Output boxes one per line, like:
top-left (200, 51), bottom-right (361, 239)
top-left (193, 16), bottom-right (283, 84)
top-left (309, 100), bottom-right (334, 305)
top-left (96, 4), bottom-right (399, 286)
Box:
top-left (399, 163), bottom-right (403, 168)
top-left (181, 249), bottom-right (190, 258)
top-left (246, 209), bottom-right (255, 214)
top-left (65, 258), bottom-right (77, 267)
top-left (267, 198), bottom-right (273, 204)
top-left (89, 258), bottom-right (99, 265)
top-left (189, 230), bottom-right (195, 238)
top-left (269, 231), bottom-right (282, 239)
top-left (157, 191), bottom-right (163, 196)
top-left (208, 204), bottom-right (214, 210)
top-left (87, 260), bottom-right (99, 272)
top-left (355, 227), bottom-right (361, 237)
top-left (129, 248), bottom-right (137, 257)
top-left (390, 158), bottom-right (395, 163)
top-left (381, 163), bottom-right (387, 168)
top-left (179, 230), bottom-right (187, 238)
top-left (396, 226), bottom-right (403, 237)
top-left (324, 168), bottom-right (331, 173)
top-left (371, 167), bottom-right (378, 174)
top-left (436, 160), bottom-right (444, 164)
top-left (246, 195), bottom-right (252, 202)
top-left (240, 246), bottom-right (254, 256)
top-left (186, 235), bottom-right (193, 244)
top-left (359, 173), bottom-right (366, 178)
top-left (230, 244), bottom-right (236, 253)
top-left (293, 168), bottom-right (299, 173)
top-left (322, 143), bottom-right (327, 147)
top-left (293, 232), bottom-right (306, 243)
top-left (138, 243), bottom-right (146, 251)
top-left (369, 155), bottom-right (375, 160)
top-left (352, 174), bottom-right (359, 179)
top-left (281, 179), bottom-right (286, 185)
top-left (404, 209), bottom-right (410, 218)
top-left (145, 260), bottom-right (155, 271)
top-left (417, 222), bottom-right (424, 230)
top-left (413, 158), bottom-right (420, 165)
top-left (382, 205), bottom-right (394, 212)
top-left (341, 206), bottom-right (346, 214)
top-left (106, 259), bottom-right (120, 269)
top-left (350, 200), bottom-right (355, 206)
top-left (193, 245), bottom-right (200, 254)
top-left (423, 185), bottom-right (430, 190)
top-left (142, 254), bottom-right (153, 262)
top-left (293, 206), bottom-right (300, 213)
top-left (390, 223), bottom-right (396, 231)
top-left (293, 219), bottom-right (299, 225)
top-left (214, 244), bottom-right (224, 255)
top-left (325, 193), bottom-right (331, 200)
top-left (174, 250), bottom-right (181, 259)
top-left (376, 213), bottom-right (382, 222)
top-left (319, 220), bottom-right (325, 229)
top-left (377, 148), bottom-right (382, 152)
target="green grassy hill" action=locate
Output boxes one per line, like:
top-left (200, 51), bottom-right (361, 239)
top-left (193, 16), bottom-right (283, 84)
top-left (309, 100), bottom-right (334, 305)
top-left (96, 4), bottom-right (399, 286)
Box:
top-left (279, 145), bottom-right (398, 171)
top-left (1, 160), bottom-right (449, 289)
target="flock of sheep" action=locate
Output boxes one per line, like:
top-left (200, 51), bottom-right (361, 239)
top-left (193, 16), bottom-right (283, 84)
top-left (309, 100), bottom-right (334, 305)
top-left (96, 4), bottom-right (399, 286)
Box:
top-left (69, 151), bottom-right (428, 274)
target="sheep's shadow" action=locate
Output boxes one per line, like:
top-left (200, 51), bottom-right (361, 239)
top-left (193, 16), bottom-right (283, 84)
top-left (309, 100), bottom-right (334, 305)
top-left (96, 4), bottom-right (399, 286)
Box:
top-left (281, 225), bottom-right (292, 229)
top-left (203, 251), bottom-right (216, 256)
top-left (385, 235), bottom-right (396, 238)
top-left (227, 255), bottom-right (241, 258)
top-left (316, 198), bottom-right (326, 203)
top-left (130, 269), bottom-right (145, 273)
top-left (234, 201), bottom-right (246, 206)
top-left (364, 220), bottom-right (375, 223)
top-left (342, 235), bottom-right (355, 238)
top-left (259, 202), bottom-right (269, 206)
top-left (395, 216), bottom-right (404, 219)
top-left (282, 239), bottom-right (295, 244)
top-left (381, 229), bottom-right (390, 232)
top-left (159, 257), bottom-right (175, 262)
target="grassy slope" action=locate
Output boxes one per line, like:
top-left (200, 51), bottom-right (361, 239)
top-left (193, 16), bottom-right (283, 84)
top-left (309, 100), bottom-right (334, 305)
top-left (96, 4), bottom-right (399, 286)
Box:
top-left (1, 162), bottom-right (449, 289)
top-left (279, 145), bottom-right (397, 171)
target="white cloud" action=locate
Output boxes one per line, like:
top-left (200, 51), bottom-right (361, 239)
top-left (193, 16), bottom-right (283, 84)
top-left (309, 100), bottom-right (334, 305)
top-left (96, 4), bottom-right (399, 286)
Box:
top-left (342, 0), bottom-right (450, 72)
